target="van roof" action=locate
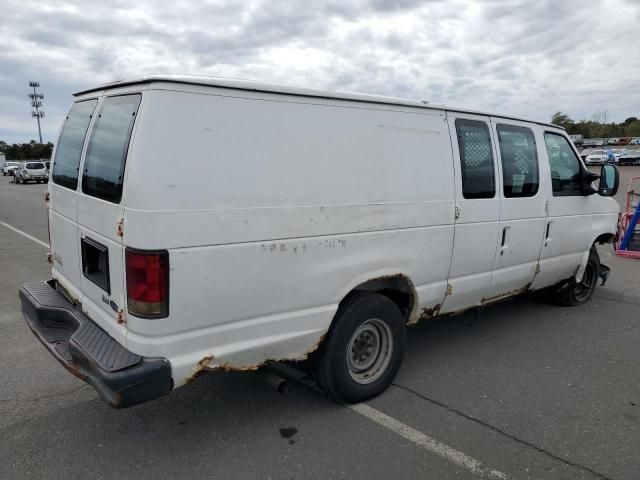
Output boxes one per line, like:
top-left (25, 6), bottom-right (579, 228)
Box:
top-left (74, 74), bottom-right (562, 130)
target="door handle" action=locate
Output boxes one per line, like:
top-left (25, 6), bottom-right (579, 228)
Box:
top-left (544, 221), bottom-right (552, 246)
top-left (500, 226), bottom-right (510, 255)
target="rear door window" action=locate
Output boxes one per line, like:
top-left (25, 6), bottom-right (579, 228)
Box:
top-left (27, 162), bottom-right (45, 169)
top-left (496, 124), bottom-right (539, 198)
top-left (455, 119), bottom-right (496, 199)
top-left (52, 99), bottom-right (98, 190)
top-left (82, 94), bottom-right (141, 203)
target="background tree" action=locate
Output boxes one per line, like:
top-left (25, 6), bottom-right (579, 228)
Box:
top-left (550, 113), bottom-right (640, 138)
top-left (0, 140), bottom-right (54, 160)
top-left (551, 112), bottom-right (576, 131)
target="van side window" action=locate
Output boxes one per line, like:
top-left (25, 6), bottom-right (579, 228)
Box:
top-left (496, 124), bottom-right (539, 198)
top-left (52, 99), bottom-right (97, 190)
top-left (543, 133), bottom-right (583, 196)
top-left (455, 119), bottom-right (495, 199)
top-left (82, 94), bottom-right (141, 204)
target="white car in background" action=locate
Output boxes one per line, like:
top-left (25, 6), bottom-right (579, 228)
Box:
top-left (3, 161), bottom-right (20, 175)
top-left (14, 161), bottom-right (48, 184)
top-left (584, 150), bottom-right (607, 165)
top-left (585, 149), bottom-right (625, 165)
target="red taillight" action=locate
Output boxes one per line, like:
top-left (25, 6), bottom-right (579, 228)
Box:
top-left (126, 249), bottom-right (169, 318)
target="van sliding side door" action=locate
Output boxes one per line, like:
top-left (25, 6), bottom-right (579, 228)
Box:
top-left (440, 113), bottom-right (501, 314)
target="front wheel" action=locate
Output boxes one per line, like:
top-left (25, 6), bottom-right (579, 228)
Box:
top-left (552, 247), bottom-right (600, 306)
top-left (316, 292), bottom-right (405, 403)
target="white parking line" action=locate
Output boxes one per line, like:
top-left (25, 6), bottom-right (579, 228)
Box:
top-left (0, 221), bottom-right (49, 249)
top-left (270, 364), bottom-right (507, 479)
top-left (350, 403), bottom-right (507, 479)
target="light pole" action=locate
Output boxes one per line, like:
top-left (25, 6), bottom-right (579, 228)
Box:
top-left (28, 81), bottom-right (45, 144)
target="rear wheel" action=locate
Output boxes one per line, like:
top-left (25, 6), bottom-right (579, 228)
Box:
top-left (552, 247), bottom-right (600, 306)
top-left (317, 292), bottom-right (405, 403)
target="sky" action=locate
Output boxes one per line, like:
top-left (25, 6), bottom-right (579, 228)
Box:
top-left (1, 0), bottom-right (639, 144)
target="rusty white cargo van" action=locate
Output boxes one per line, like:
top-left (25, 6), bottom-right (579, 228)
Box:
top-left (20, 75), bottom-right (620, 408)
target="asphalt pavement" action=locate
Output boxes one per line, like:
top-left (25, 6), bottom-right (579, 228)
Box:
top-left (1, 170), bottom-right (639, 480)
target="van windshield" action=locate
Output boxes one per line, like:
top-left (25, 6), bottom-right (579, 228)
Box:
top-left (82, 94), bottom-right (141, 204)
top-left (52, 99), bottom-right (98, 190)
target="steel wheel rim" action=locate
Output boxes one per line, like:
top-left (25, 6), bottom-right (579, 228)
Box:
top-left (574, 263), bottom-right (595, 302)
top-left (346, 318), bottom-right (393, 385)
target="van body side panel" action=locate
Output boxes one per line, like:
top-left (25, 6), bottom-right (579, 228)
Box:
top-left (128, 228), bottom-right (450, 387)
top-left (122, 88), bottom-right (455, 383)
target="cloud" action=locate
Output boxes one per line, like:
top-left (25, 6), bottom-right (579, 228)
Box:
top-left (0, 0), bottom-right (638, 143)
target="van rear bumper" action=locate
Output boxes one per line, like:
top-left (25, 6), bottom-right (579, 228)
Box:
top-left (19, 281), bottom-right (172, 408)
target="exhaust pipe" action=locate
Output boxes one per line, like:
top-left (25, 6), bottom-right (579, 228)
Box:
top-left (263, 371), bottom-right (287, 393)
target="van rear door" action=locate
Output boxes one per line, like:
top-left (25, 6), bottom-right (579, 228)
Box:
top-left (49, 99), bottom-right (99, 300)
top-left (76, 94), bottom-right (142, 326)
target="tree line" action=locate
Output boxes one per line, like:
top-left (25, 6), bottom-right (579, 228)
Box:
top-left (551, 112), bottom-right (640, 138)
top-left (0, 140), bottom-right (54, 160)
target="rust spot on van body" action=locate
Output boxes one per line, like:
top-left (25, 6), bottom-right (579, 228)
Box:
top-left (412, 304), bottom-right (441, 324)
top-left (186, 332), bottom-right (328, 384)
top-left (481, 283), bottom-right (531, 305)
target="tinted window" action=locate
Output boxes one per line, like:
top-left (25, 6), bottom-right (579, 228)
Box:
top-left (544, 133), bottom-right (582, 195)
top-left (82, 94), bottom-right (141, 203)
top-left (52, 99), bottom-right (98, 190)
top-left (455, 119), bottom-right (495, 199)
top-left (26, 162), bottom-right (45, 169)
top-left (496, 124), bottom-right (539, 198)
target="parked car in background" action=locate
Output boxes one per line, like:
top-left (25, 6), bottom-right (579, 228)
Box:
top-left (618, 151), bottom-right (640, 166)
top-left (585, 149), bottom-right (625, 165)
top-left (14, 161), bottom-right (48, 184)
top-left (630, 138), bottom-right (640, 145)
top-left (3, 161), bottom-right (20, 176)
top-left (585, 150), bottom-right (607, 165)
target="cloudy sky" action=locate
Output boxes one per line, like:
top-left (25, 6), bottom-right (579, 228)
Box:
top-left (1, 0), bottom-right (639, 143)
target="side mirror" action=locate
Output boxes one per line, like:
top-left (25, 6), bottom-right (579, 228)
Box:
top-left (598, 164), bottom-right (619, 197)
top-left (581, 170), bottom-right (599, 196)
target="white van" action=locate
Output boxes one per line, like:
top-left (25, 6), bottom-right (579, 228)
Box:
top-left (20, 75), bottom-right (620, 408)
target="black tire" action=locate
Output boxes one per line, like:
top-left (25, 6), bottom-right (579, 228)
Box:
top-left (552, 247), bottom-right (600, 306)
top-left (317, 292), bottom-right (405, 403)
